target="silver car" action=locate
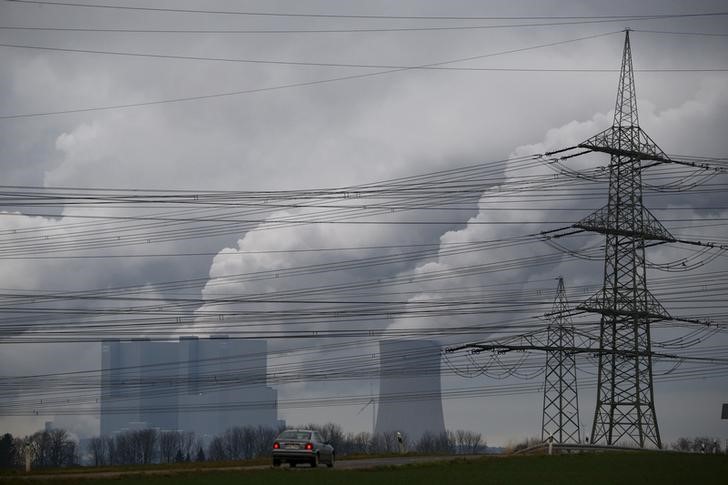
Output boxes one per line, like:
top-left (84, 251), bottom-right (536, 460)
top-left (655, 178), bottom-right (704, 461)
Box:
top-left (272, 429), bottom-right (335, 468)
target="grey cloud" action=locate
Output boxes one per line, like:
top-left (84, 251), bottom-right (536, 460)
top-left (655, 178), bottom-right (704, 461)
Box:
top-left (1, 0), bottom-right (726, 443)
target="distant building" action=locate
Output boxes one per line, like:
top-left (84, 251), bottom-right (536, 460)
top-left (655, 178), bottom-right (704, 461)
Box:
top-left (374, 339), bottom-right (446, 443)
top-left (100, 337), bottom-right (278, 440)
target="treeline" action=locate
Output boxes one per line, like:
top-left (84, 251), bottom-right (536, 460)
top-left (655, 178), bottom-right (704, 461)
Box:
top-left (671, 436), bottom-right (724, 454)
top-left (87, 429), bottom-right (204, 466)
top-left (0, 429), bottom-right (78, 469)
top-left (207, 424), bottom-right (484, 460)
top-left (0, 424), bottom-right (485, 469)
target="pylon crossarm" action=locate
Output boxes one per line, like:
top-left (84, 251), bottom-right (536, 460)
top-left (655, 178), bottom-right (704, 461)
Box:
top-left (575, 306), bottom-right (669, 323)
top-left (538, 152), bottom-right (604, 182)
top-left (542, 143), bottom-right (725, 174)
top-left (543, 146), bottom-right (580, 157)
top-left (669, 315), bottom-right (725, 329)
top-left (640, 158), bottom-right (728, 172)
top-left (542, 229), bottom-right (587, 240)
top-left (542, 310), bottom-right (589, 322)
top-left (572, 224), bottom-right (674, 242)
top-left (462, 343), bottom-right (626, 356)
top-left (673, 238), bottom-right (728, 251)
top-left (577, 144), bottom-right (672, 164)
top-left (572, 205), bottom-right (676, 243)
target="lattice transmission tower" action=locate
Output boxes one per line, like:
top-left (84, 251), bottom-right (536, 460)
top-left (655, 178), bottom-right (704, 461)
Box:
top-left (446, 29), bottom-right (726, 451)
top-left (573, 29), bottom-right (676, 449)
top-left (541, 277), bottom-right (580, 444)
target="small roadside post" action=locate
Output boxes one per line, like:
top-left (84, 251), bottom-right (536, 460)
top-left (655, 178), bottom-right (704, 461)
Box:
top-left (722, 404), bottom-right (727, 454)
top-left (23, 441), bottom-right (35, 473)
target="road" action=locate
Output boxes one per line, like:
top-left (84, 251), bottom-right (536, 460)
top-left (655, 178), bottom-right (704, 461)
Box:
top-left (1, 455), bottom-right (484, 481)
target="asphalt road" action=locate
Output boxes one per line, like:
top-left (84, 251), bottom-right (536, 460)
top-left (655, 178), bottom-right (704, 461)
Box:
top-left (1, 455), bottom-right (484, 481)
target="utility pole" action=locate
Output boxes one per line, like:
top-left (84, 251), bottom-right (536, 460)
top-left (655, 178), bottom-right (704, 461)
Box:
top-left (541, 277), bottom-right (580, 444)
top-left (371, 382), bottom-right (376, 435)
top-left (23, 440), bottom-right (36, 473)
top-left (573, 29), bottom-right (676, 449)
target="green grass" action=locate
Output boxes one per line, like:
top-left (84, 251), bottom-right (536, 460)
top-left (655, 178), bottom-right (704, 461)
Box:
top-left (2, 453), bottom-right (726, 485)
top-left (0, 458), bottom-right (271, 478)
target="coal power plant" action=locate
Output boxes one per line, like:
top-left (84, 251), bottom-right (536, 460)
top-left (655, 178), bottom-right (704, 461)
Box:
top-left (374, 339), bottom-right (446, 442)
top-left (100, 337), bottom-right (279, 440)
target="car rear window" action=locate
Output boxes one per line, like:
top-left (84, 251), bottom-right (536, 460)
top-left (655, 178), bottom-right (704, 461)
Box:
top-left (278, 431), bottom-right (311, 440)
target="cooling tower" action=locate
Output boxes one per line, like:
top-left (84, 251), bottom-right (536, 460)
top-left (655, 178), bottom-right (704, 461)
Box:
top-left (100, 339), bottom-right (180, 435)
top-left (374, 339), bottom-right (445, 443)
top-left (177, 336), bottom-right (278, 439)
top-left (100, 337), bottom-right (278, 439)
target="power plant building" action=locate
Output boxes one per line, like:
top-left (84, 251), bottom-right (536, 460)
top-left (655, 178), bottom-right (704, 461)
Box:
top-left (100, 337), bottom-right (278, 440)
top-left (374, 339), bottom-right (446, 442)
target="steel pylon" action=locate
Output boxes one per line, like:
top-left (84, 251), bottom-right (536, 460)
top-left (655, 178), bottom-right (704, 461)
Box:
top-left (574, 30), bottom-right (674, 449)
top-left (541, 277), bottom-right (581, 444)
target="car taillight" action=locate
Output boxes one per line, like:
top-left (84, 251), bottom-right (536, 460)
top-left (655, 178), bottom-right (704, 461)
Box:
top-left (305, 443), bottom-right (313, 450)
top-left (273, 442), bottom-right (280, 449)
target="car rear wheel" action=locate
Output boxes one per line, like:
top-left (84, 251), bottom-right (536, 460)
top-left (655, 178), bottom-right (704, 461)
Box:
top-left (272, 459), bottom-right (281, 467)
top-left (327, 453), bottom-right (335, 468)
top-left (310, 453), bottom-right (319, 468)
top-left (290, 462), bottom-right (297, 468)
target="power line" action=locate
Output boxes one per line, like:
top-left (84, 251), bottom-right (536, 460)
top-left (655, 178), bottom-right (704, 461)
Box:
top-left (3, 42), bottom-right (727, 73)
top-left (0, 31), bottom-right (620, 120)
top-left (633, 29), bottom-right (728, 37)
top-left (6, 1), bottom-right (728, 21)
top-left (0, 19), bottom-right (715, 35)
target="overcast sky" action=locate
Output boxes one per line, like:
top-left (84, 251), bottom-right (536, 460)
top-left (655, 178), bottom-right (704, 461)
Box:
top-left (1, 0), bottom-right (727, 447)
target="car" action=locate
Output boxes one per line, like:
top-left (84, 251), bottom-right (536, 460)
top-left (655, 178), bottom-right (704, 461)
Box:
top-left (272, 429), bottom-right (335, 468)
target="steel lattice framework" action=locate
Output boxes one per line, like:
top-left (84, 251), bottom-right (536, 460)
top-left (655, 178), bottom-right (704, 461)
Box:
top-left (574, 30), bottom-right (676, 449)
top-left (445, 29), bottom-right (725, 451)
top-left (541, 277), bottom-right (581, 444)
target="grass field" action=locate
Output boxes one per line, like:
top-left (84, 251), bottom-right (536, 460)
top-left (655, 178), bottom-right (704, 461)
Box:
top-left (2, 453), bottom-right (726, 485)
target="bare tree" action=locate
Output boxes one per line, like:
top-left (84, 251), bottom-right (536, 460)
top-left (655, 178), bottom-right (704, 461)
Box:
top-left (416, 431), bottom-right (436, 453)
top-left (222, 427), bottom-right (243, 460)
top-left (337, 432), bottom-right (356, 455)
top-left (241, 426), bottom-right (257, 459)
top-left (208, 426), bottom-right (275, 462)
top-left (320, 423), bottom-right (344, 449)
top-left (691, 437), bottom-right (721, 454)
top-left (416, 431), bottom-right (454, 454)
top-left (195, 445), bottom-right (206, 462)
top-left (11, 437), bottom-right (25, 468)
top-left (671, 437), bottom-right (692, 452)
top-left (113, 429), bottom-right (157, 465)
top-left (22, 429), bottom-right (77, 468)
top-left (253, 426), bottom-right (277, 457)
top-left (455, 430), bottom-right (482, 454)
top-left (159, 431), bottom-right (181, 464)
top-left (370, 431), bottom-right (402, 453)
top-left (136, 429), bottom-right (158, 465)
top-left (350, 432), bottom-right (371, 454)
top-left (87, 437), bottom-right (108, 466)
top-left (104, 436), bottom-right (116, 465)
top-left (114, 432), bottom-right (137, 465)
top-left (207, 436), bottom-right (226, 461)
top-left (29, 431), bottom-right (51, 467)
top-left (179, 431), bottom-right (197, 459)
top-left (455, 430), bottom-right (467, 453)
top-left (48, 429), bottom-right (68, 467)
